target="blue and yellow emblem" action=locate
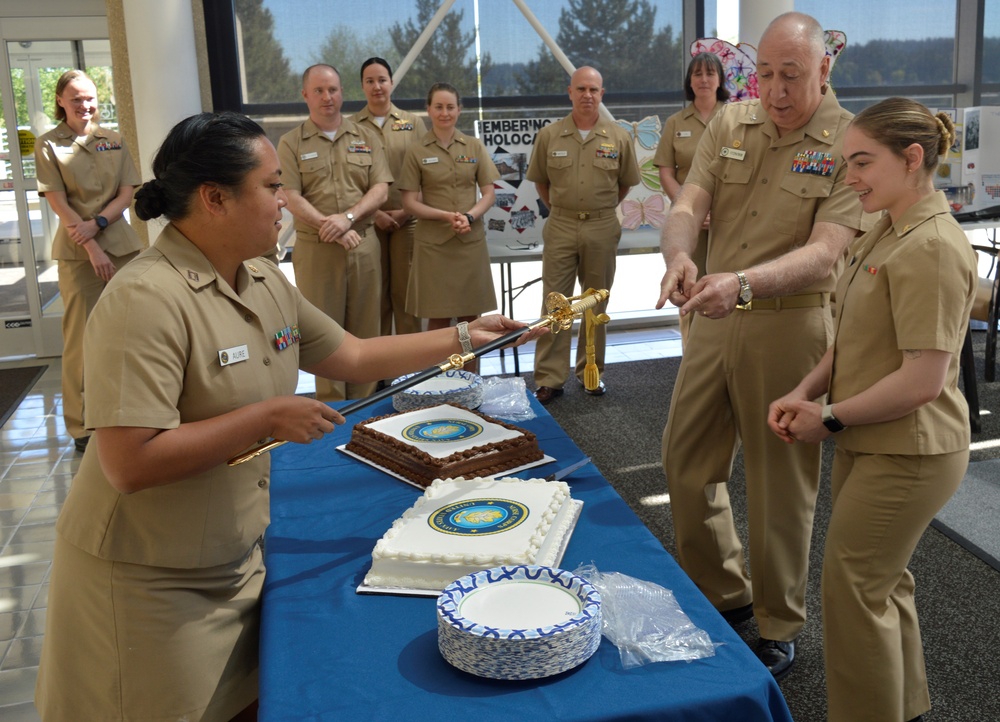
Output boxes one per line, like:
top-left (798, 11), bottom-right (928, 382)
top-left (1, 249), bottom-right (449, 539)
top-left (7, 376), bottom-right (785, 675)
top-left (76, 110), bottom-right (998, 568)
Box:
top-left (402, 419), bottom-right (483, 443)
top-left (430, 498), bottom-right (529, 536)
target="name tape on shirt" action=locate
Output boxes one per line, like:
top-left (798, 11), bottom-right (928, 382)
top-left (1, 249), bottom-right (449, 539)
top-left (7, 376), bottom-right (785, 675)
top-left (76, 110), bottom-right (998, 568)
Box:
top-left (421, 156), bottom-right (440, 165)
top-left (552, 150), bottom-right (569, 157)
top-left (219, 344), bottom-right (250, 366)
top-left (300, 152), bottom-right (319, 160)
top-left (676, 130), bottom-right (692, 138)
top-left (719, 147), bottom-right (746, 161)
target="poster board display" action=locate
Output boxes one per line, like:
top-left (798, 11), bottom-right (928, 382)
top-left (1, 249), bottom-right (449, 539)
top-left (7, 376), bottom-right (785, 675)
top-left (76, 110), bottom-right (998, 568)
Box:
top-left (476, 115), bottom-right (667, 255)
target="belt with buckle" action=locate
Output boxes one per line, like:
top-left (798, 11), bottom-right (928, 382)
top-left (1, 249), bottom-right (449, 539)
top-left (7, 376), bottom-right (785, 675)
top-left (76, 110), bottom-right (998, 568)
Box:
top-left (550, 206), bottom-right (617, 221)
top-left (737, 292), bottom-right (829, 311)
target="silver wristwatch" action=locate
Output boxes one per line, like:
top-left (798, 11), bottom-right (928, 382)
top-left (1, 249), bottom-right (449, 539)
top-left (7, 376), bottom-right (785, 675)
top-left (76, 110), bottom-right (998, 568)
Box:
top-left (735, 270), bottom-right (753, 308)
top-left (345, 211), bottom-right (355, 224)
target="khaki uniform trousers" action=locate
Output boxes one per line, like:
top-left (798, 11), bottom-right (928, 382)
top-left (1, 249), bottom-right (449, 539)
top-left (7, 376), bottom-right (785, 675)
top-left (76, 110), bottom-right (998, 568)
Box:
top-left (375, 220), bottom-right (422, 336)
top-left (823, 447), bottom-right (967, 722)
top-left (57, 252), bottom-right (138, 439)
top-left (292, 229), bottom-right (380, 400)
top-left (662, 302), bottom-right (832, 641)
top-left (533, 211), bottom-right (619, 389)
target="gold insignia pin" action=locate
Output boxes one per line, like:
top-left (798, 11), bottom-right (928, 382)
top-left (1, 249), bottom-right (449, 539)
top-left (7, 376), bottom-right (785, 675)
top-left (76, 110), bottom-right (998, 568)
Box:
top-left (822, 129), bottom-right (830, 138)
top-left (248, 264), bottom-right (259, 273)
top-left (733, 140), bottom-right (742, 149)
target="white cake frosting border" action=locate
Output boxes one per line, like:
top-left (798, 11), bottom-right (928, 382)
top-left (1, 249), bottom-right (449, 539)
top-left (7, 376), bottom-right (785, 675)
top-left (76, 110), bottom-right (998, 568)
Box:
top-left (364, 477), bottom-right (576, 590)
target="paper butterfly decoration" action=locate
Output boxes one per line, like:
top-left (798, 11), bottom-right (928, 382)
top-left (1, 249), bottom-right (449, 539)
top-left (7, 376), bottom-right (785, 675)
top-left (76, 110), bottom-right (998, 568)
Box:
top-left (690, 31), bottom-right (847, 102)
top-left (639, 157), bottom-right (662, 193)
top-left (620, 194), bottom-right (666, 230)
top-left (614, 116), bottom-right (662, 150)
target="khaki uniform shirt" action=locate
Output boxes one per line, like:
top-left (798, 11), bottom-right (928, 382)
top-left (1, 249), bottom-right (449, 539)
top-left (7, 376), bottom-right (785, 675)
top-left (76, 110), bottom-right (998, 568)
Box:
top-left (56, 224), bottom-right (345, 568)
top-left (351, 103), bottom-right (427, 211)
top-left (685, 91), bottom-right (862, 291)
top-left (35, 122), bottom-right (143, 260)
top-left (525, 114), bottom-right (640, 212)
top-left (831, 192), bottom-right (977, 455)
top-left (653, 102), bottom-right (723, 184)
top-left (397, 130), bottom-right (500, 244)
top-left (277, 117), bottom-right (393, 241)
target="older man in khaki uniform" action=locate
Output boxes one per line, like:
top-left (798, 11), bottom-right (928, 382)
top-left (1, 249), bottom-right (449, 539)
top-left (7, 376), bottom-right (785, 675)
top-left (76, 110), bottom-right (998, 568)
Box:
top-left (279, 64), bottom-right (391, 400)
top-left (657, 12), bottom-right (865, 680)
top-left (527, 66), bottom-right (639, 404)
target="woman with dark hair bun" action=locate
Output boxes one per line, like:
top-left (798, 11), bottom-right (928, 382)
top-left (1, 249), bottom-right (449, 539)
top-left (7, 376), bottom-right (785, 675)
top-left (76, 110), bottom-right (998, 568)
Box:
top-left (35, 111), bottom-right (542, 722)
top-left (652, 52), bottom-right (728, 348)
top-left (34, 69), bottom-right (144, 454)
top-left (768, 97), bottom-right (976, 722)
top-left (352, 57), bottom-right (427, 336)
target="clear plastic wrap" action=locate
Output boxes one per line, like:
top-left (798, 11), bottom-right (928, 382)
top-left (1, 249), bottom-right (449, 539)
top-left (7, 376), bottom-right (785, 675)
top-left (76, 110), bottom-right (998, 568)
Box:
top-left (572, 563), bottom-right (717, 668)
top-left (477, 376), bottom-right (536, 421)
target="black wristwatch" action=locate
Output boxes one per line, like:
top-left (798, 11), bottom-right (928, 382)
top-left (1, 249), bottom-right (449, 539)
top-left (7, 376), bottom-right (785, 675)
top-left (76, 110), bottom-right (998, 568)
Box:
top-left (464, 213), bottom-right (475, 225)
top-left (95, 215), bottom-right (109, 231)
top-left (821, 404), bottom-right (846, 433)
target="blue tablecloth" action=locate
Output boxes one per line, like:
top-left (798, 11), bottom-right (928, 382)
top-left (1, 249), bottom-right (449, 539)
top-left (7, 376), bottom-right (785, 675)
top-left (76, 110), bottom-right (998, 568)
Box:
top-left (260, 398), bottom-right (793, 722)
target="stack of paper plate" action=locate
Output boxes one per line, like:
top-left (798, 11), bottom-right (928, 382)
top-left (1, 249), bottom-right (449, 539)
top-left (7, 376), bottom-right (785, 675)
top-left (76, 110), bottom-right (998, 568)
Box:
top-left (436, 565), bottom-right (602, 680)
top-left (391, 369), bottom-right (484, 412)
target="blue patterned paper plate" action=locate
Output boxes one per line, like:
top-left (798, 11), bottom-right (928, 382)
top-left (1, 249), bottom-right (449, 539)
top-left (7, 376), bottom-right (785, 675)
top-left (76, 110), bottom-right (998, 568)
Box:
top-left (436, 565), bottom-right (602, 680)
top-left (392, 369), bottom-right (484, 412)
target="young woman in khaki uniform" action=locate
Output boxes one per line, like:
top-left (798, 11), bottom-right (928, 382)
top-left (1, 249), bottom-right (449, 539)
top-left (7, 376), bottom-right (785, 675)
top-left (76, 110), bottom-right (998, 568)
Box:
top-left (653, 53), bottom-right (728, 348)
top-left (769, 99), bottom-right (977, 722)
top-left (399, 83), bottom-right (500, 371)
top-left (353, 57), bottom-right (427, 336)
top-left (34, 70), bottom-right (143, 452)
top-left (34, 112), bottom-right (542, 722)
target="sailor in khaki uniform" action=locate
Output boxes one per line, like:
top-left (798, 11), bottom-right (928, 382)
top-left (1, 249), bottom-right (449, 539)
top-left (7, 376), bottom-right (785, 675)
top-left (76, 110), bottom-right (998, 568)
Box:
top-left (653, 52), bottom-right (728, 348)
top-left (527, 66), bottom-right (640, 404)
top-left (353, 57), bottom-right (427, 336)
top-left (34, 70), bottom-right (143, 451)
top-left (35, 112), bottom-right (545, 722)
top-left (398, 83), bottom-right (500, 373)
top-left (278, 64), bottom-right (391, 401)
top-left (657, 13), bottom-right (865, 679)
top-left (769, 100), bottom-right (976, 722)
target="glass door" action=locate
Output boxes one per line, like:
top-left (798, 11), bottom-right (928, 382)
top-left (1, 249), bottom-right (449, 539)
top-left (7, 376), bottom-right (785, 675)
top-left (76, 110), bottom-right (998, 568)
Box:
top-left (0, 16), bottom-right (112, 359)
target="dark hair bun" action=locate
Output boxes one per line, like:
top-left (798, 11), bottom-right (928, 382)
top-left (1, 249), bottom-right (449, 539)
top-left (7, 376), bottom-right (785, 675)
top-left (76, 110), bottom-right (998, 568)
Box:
top-left (134, 179), bottom-right (167, 221)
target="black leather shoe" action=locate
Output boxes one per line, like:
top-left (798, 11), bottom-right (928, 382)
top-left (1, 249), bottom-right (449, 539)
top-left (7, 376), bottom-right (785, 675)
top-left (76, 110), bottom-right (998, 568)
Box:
top-left (534, 386), bottom-right (564, 405)
top-left (583, 380), bottom-right (606, 396)
top-left (719, 602), bottom-right (754, 625)
top-left (756, 638), bottom-right (795, 681)
top-left (74, 436), bottom-right (90, 453)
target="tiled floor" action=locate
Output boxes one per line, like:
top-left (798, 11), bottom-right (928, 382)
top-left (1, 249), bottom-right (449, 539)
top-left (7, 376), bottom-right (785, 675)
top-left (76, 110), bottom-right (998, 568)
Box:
top-left (0, 325), bottom-right (682, 718)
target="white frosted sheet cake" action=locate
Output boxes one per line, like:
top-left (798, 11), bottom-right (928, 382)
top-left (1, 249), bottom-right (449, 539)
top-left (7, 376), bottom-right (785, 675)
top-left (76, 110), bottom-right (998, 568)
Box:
top-left (363, 477), bottom-right (579, 592)
top-left (362, 404), bottom-right (521, 458)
